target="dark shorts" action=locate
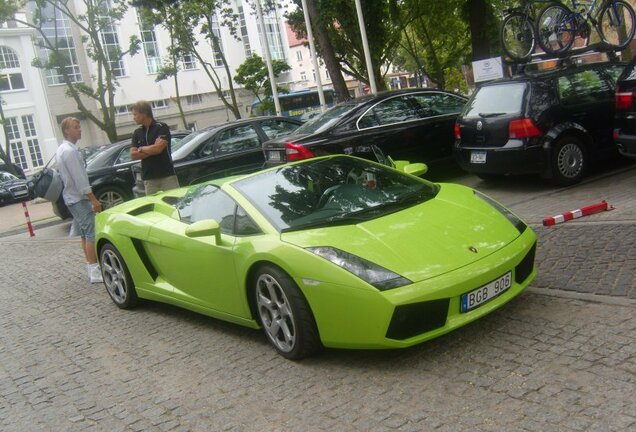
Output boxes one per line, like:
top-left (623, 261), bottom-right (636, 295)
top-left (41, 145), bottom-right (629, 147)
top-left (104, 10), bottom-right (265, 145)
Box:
top-left (67, 199), bottom-right (95, 242)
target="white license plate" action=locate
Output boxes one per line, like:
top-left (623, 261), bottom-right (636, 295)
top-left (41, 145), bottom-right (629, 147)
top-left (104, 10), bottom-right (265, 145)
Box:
top-left (470, 151), bottom-right (487, 164)
top-left (268, 151), bottom-right (281, 161)
top-left (461, 271), bottom-right (512, 313)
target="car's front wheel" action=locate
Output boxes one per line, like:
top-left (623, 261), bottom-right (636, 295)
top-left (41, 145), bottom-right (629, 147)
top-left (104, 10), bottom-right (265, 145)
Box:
top-left (551, 136), bottom-right (586, 186)
top-left (99, 243), bottom-right (138, 309)
top-left (252, 265), bottom-right (321, 360)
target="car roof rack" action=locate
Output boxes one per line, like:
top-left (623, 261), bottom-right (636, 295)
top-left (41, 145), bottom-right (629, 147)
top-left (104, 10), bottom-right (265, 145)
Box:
top-left (507, 42), bottom-right (623, 76)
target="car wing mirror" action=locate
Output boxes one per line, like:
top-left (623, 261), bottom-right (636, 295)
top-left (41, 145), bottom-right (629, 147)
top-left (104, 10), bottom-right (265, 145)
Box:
top-left (403, 162), bottom-right (428, 177)
top-left (185, 219), bottom-right (221, 243)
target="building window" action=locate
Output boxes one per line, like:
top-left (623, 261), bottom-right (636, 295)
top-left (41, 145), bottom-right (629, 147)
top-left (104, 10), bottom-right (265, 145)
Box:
top-left (210, 15), bottom-right (225, 67)
top-left (186, 94), bottom-right (203, 105)
top-left (22, 115), bottom-right (43, 168)
top-left (180, 51), bottom-right (198, 70)
top-left (258, 13), bottom-right (285, 60)
top-left (38, 4), bottom-right (82, 85)
top-left (99, 4), bottom-right (126, 77)
top-left (115, 105), bottom-right (132, 116)
top-left (296, 51), bottom-right (302, 62)
top-left (325, 69), bottom-right (330, 80)
top-left (6, 117), bottom-right (27, 170)
top-left (137, 10), bottom-right (161, 74)
top-left (237, 4), bottom-right (252, 57)
top-left (312, 70), bottom-right (316, 82)
top-left (300, 71), bottom-right (306, 81)
top-left (151, 99), bottom-right (169, 109)
top-left (0, 46), bottom-right (25, 91)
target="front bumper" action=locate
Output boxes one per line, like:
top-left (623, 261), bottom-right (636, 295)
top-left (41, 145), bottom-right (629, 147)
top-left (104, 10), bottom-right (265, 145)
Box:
top-left (454, 139), bottom-right (545, 175)
top-left (298, 228), bottom-right (537, 349)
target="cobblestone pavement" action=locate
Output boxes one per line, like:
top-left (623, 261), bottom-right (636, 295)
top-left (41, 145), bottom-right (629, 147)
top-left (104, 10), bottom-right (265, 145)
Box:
top-left (1, 162), bottom-right (634, 431)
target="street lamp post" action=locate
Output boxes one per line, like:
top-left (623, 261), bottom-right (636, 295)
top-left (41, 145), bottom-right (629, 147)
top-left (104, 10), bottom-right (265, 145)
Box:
top-left (300, 0), bottom-right (326, 112)
top-left (254, 0), bottom-right (281, 116)
top-left (354, 0), bottom-right (377, 95)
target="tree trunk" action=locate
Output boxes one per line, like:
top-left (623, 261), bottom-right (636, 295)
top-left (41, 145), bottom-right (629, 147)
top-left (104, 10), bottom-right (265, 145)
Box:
top-left (467, 0), bottom-right (490, 61)
top-left (305, 0), bottom-right (351, 101)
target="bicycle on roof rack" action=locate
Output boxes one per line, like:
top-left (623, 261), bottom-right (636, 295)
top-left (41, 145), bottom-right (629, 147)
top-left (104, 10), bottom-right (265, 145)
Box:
top-left (499, 0), bottom-right (551, 62)
top-left (535, 0), bottom-right (636, 56)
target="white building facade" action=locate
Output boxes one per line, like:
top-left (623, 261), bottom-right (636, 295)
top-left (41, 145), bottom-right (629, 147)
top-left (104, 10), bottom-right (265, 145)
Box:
top-left (1, 0), bottom-right (293, 175)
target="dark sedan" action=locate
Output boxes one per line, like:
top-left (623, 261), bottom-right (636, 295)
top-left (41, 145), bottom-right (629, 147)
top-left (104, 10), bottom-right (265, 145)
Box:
top-left (262, 89), bottom-right (467, 167)
top-left (0, 171), bottom-right (31, 206)
top-left (132, 116), bottom-right (302, 196)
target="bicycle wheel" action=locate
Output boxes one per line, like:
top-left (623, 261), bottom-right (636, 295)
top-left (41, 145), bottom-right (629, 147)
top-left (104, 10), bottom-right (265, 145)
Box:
top-left (536, 2), bottom-right (576, 55)
top-left (500, 11), bottom-right (536, 61)
top-left (599, 0), bottom-right (636, 49)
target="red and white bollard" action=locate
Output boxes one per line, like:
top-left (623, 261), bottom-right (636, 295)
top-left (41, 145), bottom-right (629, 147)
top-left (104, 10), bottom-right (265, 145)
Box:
top-left (21, 201), bottom-right (35, 237)
top-left (542, 201), bottom-right (613, 227)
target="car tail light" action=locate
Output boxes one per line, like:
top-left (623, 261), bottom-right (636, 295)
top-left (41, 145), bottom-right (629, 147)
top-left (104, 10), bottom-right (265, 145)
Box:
top-left (615, 89), bottom-right (633, 110)
top-left (285, 142), bottom-right (314, 161)
top-left (508, 119), bottom-right (542, 139)
top-left (613, 128), bottom-right (620, 139)
top-left (454, 122), bottom-right (461, 140)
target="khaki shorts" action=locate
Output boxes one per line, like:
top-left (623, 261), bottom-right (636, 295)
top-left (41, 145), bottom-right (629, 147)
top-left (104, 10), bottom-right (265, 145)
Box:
top-left (144, 175), bottom-right (180, 195)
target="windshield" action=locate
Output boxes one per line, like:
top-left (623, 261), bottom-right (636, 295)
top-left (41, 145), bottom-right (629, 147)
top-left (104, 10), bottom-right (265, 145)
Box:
top-left (0, 171), bottom-right (19, 184)
top-left (463, 83), bottom-right (527, 118)
top-left (292, 103), bottom-right (358, 135)
top-left (233, 156), bottom-right (439, 232)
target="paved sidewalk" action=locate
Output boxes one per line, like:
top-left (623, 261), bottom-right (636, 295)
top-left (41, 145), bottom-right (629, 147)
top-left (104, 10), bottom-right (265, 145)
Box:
top-left (0, 240), bottom-right (634, 432)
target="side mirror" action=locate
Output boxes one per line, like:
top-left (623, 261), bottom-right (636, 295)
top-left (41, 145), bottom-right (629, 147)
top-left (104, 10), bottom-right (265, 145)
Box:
top-left (185, 219), bottom-right (221, 243)
top-left (403, 163), bottom-right (428, 177)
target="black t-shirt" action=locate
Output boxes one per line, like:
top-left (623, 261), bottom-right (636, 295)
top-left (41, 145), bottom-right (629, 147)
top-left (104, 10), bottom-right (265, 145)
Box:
top-left (132, 121), bottom-right (175, 180)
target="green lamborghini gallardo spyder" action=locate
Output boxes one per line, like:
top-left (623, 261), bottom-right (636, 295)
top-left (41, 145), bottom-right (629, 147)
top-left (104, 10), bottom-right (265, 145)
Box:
top-left (95, 155), bottom-right (537, 360)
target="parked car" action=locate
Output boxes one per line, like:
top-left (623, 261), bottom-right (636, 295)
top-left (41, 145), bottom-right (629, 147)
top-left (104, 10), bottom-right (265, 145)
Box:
top-left (614, 57), bottom-right (636, 159)
top-left (262, 89), bottom-right (468, 168)
top-left (51, 131), bottom-right (190, 219)
top-left (454, 61), bottom-right (625, 185)
top-left (0, 163), bottom-right (25, 179)
top-left (132, 117), bottom-right (302, 197)
top-left (96, 155), bottom-right (536, 359)
top-left (0, 171), bottom-right (31, 206)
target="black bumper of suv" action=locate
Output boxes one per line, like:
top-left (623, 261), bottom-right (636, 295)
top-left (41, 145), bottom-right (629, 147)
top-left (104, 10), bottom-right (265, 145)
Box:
top-left (614, 132), bottom-right (636, 159)
top-left (453, 140), bottom-right (546, 175)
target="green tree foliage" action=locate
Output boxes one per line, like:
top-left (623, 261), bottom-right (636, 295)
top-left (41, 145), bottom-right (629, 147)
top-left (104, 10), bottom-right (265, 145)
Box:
top-left (0, 0), bottom-right (141, 143)
top-left (234, 54), bottom-right (290, 115)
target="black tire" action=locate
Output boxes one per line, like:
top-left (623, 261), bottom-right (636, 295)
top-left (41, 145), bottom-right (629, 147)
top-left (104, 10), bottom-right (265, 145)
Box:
top-left (598, 0), bottom-right (636, 49)
top-left (252, 264), bottom-right (321, 360)
top-left (551, 136), bottom-right (586, 186)
top-left (476, 173), bottom-right (504, 182)
top-left (99, 243), bottom-right (138, 309)
top-left (500, 11), bottom-right (536, 61)
top-left (95, 186), bottom-right (129, 210)
top-left (536, 2), bottom-right (575, 55)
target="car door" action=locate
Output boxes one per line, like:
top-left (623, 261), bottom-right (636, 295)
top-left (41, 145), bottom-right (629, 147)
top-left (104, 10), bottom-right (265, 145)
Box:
top-left (556, 68), bottom-right (615, 152)
top-left (354, 95), bottom-right (435, 163)
top-left (177, 124), bottom-right (265, 185)
top-left (409, 92), bottom-right (467, 160)
top-left (144, 185), bottom-right (245, 315)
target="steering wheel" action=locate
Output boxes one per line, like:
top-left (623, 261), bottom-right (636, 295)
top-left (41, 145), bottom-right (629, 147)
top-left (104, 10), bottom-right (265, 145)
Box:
top-left (317, 185), bottom-right (341, 208)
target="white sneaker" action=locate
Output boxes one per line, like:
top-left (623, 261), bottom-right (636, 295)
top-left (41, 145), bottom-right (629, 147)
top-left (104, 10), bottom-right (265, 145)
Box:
top-left (89, 263), bottom-right (103, 284)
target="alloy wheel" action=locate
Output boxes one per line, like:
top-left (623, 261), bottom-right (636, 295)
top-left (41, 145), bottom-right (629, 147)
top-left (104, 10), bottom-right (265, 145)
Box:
top-left (99, 190), bottom-right (125, 209)
top-left (557, 143), bottom-right (584, 179)
top-left (101, 249), bottom-right (129, 304)
top-left (255, 273), bottom-right (296, 353)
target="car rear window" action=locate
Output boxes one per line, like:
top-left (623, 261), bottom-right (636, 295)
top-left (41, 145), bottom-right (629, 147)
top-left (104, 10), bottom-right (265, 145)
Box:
top-left (463, 83), bottom-right (527, 118)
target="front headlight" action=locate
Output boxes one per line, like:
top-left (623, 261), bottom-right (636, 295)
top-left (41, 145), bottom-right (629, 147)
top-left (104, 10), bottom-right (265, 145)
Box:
top-left (474, 191), bottom-right (527, 233)
top-left (306, 246), bottom-right (411, 290)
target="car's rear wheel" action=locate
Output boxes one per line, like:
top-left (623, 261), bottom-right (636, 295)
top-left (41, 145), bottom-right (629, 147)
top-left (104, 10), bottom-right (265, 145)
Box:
top-left (99, 243), bottom-right (138, 309)
top-left (96, 186), bottom-right (129, 209)
top-left (551, 136), bottom-right (586, 186)
top-left (253, 265), bottom-right (321, 360)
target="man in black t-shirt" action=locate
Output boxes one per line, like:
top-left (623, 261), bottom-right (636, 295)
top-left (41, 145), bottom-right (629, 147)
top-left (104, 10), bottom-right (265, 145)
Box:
top-left (130, 100), bottom-right (179, 195)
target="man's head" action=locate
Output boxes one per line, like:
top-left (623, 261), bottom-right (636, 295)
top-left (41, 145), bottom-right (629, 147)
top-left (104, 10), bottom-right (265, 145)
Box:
top-left (132, 100), bottom-right (154, 126)
top-left (60, 117), bottom-right (81, 144)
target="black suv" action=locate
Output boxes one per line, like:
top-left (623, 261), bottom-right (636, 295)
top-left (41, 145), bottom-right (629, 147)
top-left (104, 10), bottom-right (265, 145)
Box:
top-left (454, 61), bottom-right (624, 185)
top-left (614, 57), bottom-right (636, 159)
